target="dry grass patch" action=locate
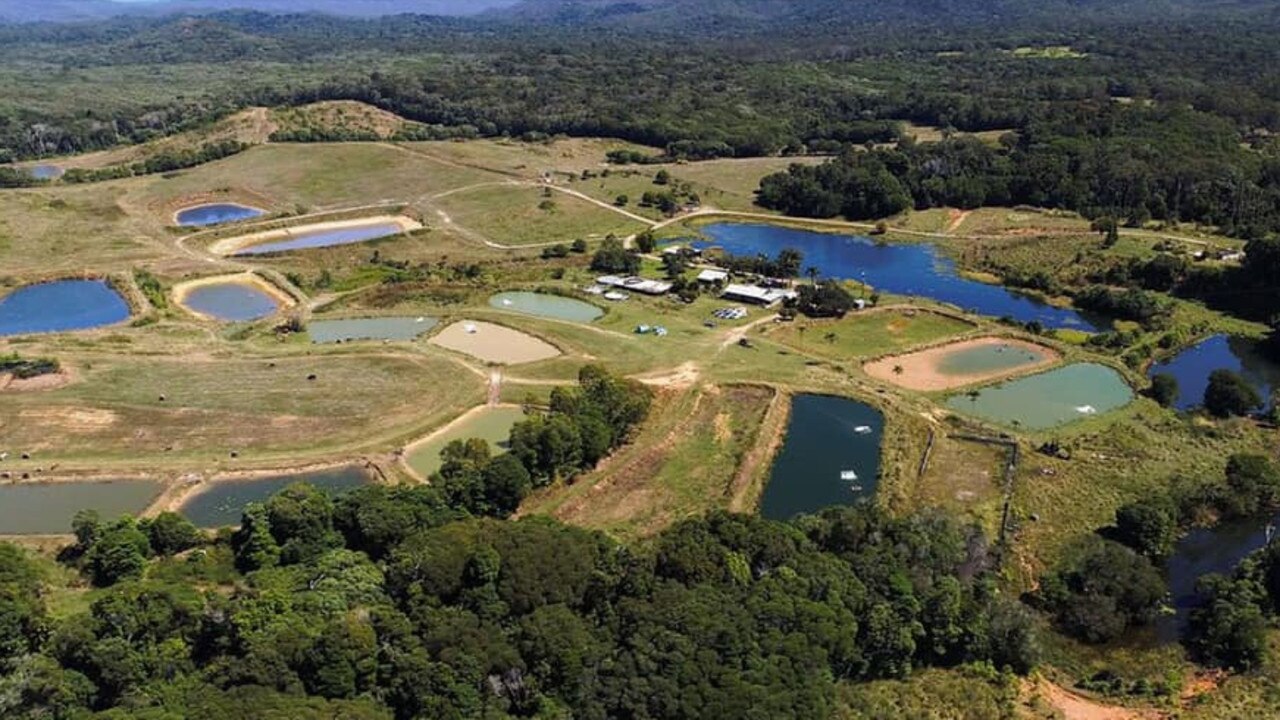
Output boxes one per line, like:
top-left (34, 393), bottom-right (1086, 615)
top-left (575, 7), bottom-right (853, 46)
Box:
top-left (521, 384), bottom-right (774, 540)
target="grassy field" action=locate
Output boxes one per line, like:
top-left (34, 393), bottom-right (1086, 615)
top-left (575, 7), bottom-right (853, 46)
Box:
top-left (131, 142), bottom-right (496, 215)
top-left (764, 308), bottom-right (977, 360)
top-left (430, 183), bottom-right (647, 246)
top-left (0, 351), bottom-right (484, 468)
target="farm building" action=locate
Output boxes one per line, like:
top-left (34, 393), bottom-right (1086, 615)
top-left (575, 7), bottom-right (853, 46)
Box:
top-left (721, 283), bottom-right (794, 307)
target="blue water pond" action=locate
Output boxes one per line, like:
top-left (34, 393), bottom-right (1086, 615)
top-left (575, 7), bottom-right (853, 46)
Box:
top-left (177, 203), bottom-right (265, 227)
top-left (0, 280), bottom-right (130, 337)
top-left (1148, 335), bottom-right (1280, 411)
top-left (691, 223), bottom-right (1101, 331)
top-left (181, 282), bottom-right (280, 322)
top-left (235, 222), bottom-right (405, 256)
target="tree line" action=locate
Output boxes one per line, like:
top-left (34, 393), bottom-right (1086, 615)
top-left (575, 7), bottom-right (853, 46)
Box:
top-left (758, 104), bottom-right (1280, 241)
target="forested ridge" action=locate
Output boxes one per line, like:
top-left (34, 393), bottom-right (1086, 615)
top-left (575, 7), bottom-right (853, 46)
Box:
top-left (0, 9), bottom-right (1276, 167)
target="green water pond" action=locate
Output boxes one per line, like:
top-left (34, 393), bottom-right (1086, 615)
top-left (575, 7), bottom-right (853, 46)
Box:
top-left (0, 480), bottom-right (163, 535)
top-left (945, 363), bottom-right (1133, 429)
top-left (489, 292), bottom-right (603, 323)
top-left (407, 406), bottom-right (527, 478)
top-left (936, 342), bottom-right (1052, 376)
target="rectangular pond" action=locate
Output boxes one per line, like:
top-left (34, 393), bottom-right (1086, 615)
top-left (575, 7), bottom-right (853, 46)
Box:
top-left (1148, 335), bottom-right (1280, 412)
top-left (945, 363), bottom-right (1133, 430)
top-left (0, 279), bottom-right (131, 337)
top-left (179, 466), bottom-right (372, 528)
top-left (692, 223), bottom-right (1101, 331)
top-left (309, 316), bottom-right (438, 344)
top-left (0, 479), bottom-right (163, 535)
top-left (760, 394), bottom-right (883, 521)
top-left (489, 292), bottom-right (604, 323)
top-left (406, 406), bottom-right (528, 479)
top-left (235, 222), bottom-right (406, 256)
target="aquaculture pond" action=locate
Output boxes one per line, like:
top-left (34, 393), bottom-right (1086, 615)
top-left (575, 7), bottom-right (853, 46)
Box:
top-left (759, 394), bottom-right (883, 521)
top-left (180, 467), bottom-right (371, 528)
top-left (406, 406), bottom-right (527, 479)
top-left (309, 316), bottom-right (438, 344)
top-left (180, 282), bottom-right (280, 321)
top-left (945, 363), bottom-right (1134, 430)
top-left (27, 164), bottom-right (62, 180)
top-left (0, 480), bottom-right (163, 535)
top-left (235, 222), bottom-right (405, 256)
top-left (936, 341), bottom-right (1053, 377)
top-left (1147, 335), bottom-right (1280, 412)
top-left (1158, 512), bottom-right (1280, 642)
top-left (176, 203), bottom-right (265, 227)
top-left (0, 279), bottom-right (130, 337)
top-left (489, 292), bottom-right (604, 323)
top-left (692, 223), bottom-right (1100, 331)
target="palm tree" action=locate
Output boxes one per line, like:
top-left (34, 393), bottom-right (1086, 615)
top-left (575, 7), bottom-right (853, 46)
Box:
top-left (806, 266), bottom-right (820, 287)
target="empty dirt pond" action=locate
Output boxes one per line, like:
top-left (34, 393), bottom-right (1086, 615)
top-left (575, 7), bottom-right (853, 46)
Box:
top-left (429, 321), bottom-right (561, 365)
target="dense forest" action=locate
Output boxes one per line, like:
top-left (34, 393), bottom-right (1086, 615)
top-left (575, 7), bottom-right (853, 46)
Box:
top-left (757, 105), bottom-right (1280, 239)
top-left (0, 8), bottom-right (1277, 164)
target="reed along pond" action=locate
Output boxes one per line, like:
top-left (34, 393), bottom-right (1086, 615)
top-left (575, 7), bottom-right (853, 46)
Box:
top-left (945, 363), bottom-right (1134, 430)
top-left (759, 394), bottom-right (883, 521)
top-left (0, 279), bottom-right (130, 337)
top-left (179, 467), bottom-right (372, 528)
top-left (692, 223), bottom-right (1099, 331)
top-left (489, 292), bottom-right (604, 323)
top-left (176, 203), bottom-right (265, 227)
top-left (0, 480), bottom-right (163, 535)
top-left (1147, 335), bottom-right (1280, 412)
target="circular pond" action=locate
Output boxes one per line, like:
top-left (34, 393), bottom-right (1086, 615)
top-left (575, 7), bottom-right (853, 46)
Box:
top-left (489, 292), bottom-right (604, 323)
top-left (176, 203), bottom-right (265, 227)
top-left (0, 279), bottom-right (131, 337)
top-left (179, 281), bottom-right (281, 322)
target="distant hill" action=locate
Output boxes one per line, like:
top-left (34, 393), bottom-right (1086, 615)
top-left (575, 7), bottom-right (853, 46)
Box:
top-left (0, 0), bottom-right (520, 24)
top-left (495, 0), bottom-right (1278, 29)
